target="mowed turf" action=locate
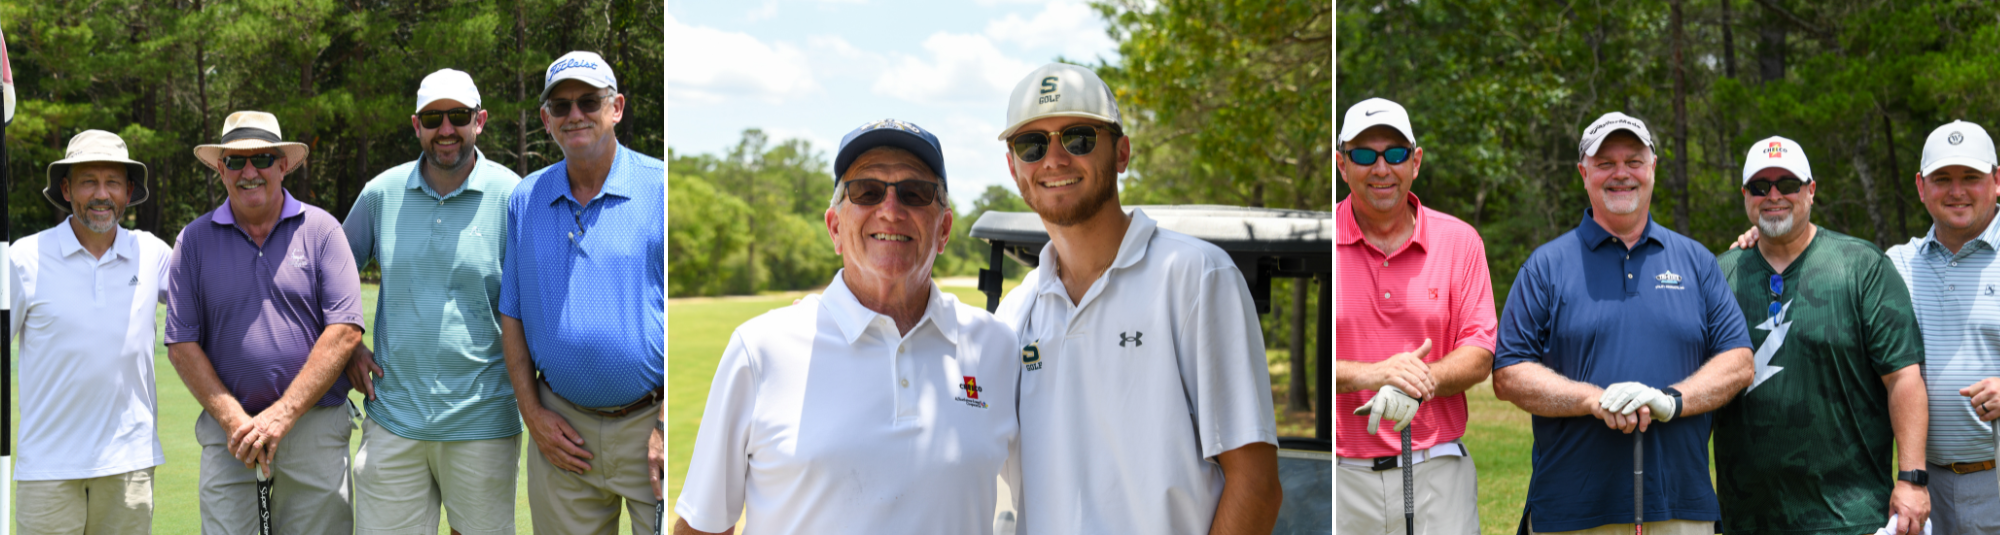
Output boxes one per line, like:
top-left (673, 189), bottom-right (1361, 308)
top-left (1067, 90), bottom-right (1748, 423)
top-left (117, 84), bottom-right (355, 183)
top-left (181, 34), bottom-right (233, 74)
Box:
top-left (8, 282), bottom-right (639, 534)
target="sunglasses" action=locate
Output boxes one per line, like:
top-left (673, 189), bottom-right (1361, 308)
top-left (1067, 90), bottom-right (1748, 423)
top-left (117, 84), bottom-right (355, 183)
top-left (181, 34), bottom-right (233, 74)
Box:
top-left (543, 91), bottom-right (613, 118)
top-left (223, 153), bottom-right (279, 171)
top-left (1344, 147), bottom-right (1413, 166)
top-left (1745, 176), bottom-right (1807, 197)
top-left (1767, 274), bottom-right (1785, 318)
top-left (1010, 125), bottom-right (1105, 163)
top-left (839, 178), bottom-right (944, 207)
top-left (417, 107), bottom-right (476, 129)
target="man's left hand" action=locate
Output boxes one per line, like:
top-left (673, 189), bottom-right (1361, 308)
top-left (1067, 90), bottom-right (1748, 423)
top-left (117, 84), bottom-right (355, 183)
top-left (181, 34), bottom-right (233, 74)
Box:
top-left (228, 408), bottom-right (301, 470)
top-left (1888, 481), bottom-right (1930, 535)
top-left (1600, 382), bottom-right (1676, 422)
top-left (1959, 377), bottom-right (2000, 422)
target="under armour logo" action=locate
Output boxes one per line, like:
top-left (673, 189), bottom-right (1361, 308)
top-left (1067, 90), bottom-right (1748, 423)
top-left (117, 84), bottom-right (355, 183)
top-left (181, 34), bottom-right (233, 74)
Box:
top-left (1119, 332), bottom-right (1144, 347)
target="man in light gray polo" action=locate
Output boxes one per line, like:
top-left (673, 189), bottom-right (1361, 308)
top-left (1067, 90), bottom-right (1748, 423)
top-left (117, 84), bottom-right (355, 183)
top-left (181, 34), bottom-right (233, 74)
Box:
top-left (344, 68), bottom-right (523, 535)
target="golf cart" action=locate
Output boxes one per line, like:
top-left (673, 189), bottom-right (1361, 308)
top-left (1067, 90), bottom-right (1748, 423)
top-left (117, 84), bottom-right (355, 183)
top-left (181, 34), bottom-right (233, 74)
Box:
top-left (971, 205), bottom-right (1333, 535)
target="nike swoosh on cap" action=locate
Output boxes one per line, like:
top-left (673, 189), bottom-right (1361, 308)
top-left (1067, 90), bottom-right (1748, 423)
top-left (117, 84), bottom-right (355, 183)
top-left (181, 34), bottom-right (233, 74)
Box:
top-left (1366, 110), bottom-right (1387, 116)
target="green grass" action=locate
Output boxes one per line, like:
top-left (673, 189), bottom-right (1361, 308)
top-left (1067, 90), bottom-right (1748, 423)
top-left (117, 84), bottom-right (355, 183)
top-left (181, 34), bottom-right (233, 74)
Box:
top-left (7, 282), bottom-right (639, 534)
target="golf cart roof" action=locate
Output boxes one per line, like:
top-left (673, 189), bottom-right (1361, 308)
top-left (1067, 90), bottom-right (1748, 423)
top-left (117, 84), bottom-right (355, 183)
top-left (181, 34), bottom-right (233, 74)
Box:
top-left (969, 205), bottom-right (1333, 256)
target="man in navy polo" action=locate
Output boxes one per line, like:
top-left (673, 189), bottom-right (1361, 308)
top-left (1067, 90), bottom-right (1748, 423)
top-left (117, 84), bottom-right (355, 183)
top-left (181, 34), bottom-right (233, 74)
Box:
top-left (1492, 112), bottom-right (1754, 535)
top-left (500, 51), bottom-right (664, 533)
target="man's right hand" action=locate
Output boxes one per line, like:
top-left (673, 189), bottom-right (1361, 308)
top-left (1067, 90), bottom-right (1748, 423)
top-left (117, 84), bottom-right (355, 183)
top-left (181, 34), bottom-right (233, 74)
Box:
top-left (1365, 339), bottom-right (1436, 400)
top-left (1353, 385), bottom-right (1421, 433)
top-left (346, 344), bottom-right (383, 401)
top-left (524, 405), bottom-right (594, 473)
top-left (1586, 390), bottom-right (1653, 433)
top-left (1732, 226), bottom-right (1762, 250)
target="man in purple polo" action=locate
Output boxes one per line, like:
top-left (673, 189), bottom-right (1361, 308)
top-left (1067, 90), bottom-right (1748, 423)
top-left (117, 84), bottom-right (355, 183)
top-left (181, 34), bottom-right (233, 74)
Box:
top-left (164, 110), bottom-right (365, 533)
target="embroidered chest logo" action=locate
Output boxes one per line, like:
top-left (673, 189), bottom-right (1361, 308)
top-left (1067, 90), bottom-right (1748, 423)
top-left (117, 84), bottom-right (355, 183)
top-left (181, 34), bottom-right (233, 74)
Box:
top-left (1428, 288), bottom-right (1439, 300)
top-left (289, 249), bottom-right (309, 268)
top-left (954, 376), bottom-right (988, 408)
top-left (1654, 269), bottom-right (1685, 290)
top-left (128, 275), bottom-right (139, 286)
top-left (1119, 331), bottom-right (1144, 347)
top-left (1987, 285), bottom-right (1995, 296)
top-left (1022, 342), bottom-right (1043, 371)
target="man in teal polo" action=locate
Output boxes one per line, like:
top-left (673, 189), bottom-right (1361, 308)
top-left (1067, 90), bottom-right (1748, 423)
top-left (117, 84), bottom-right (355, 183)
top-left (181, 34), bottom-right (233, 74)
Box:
top-left (343, 68), bottom-right (524, 534)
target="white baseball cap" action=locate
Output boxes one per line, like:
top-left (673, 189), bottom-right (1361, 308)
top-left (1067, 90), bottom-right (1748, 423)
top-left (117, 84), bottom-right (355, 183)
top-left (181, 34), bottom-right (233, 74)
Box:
top-left (1741, 136), bottom-right (1813, 184)
top-left (540, 51), bottom-right (618, 101)
top-left (1920, 120), bottom-right (1998, 176)
top-left (1338, 98), bottom-right (1415, 145)
top-left (997, 63), bottom-right (1121, 141)
top-left (414, 69), bottom-right (480, 113)
top-left (1578, 112), bottom-right (1655, 159)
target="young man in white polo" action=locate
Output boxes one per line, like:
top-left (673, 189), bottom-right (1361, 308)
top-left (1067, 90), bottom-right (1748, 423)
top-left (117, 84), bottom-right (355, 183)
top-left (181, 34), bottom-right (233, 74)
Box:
top-left (993, 62), bottom-right (1283, 533)
top-left (9, 130), bottom-right (172, 533)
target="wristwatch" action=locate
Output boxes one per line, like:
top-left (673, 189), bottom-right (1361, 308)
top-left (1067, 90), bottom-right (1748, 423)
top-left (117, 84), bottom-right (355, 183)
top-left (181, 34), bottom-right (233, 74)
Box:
top-left (1898, 469), bottom-right (1929, 487)
top-left (656, 418), bottom-right (666, 435)
top-left (1661, 387), bottom-right (1685, 420)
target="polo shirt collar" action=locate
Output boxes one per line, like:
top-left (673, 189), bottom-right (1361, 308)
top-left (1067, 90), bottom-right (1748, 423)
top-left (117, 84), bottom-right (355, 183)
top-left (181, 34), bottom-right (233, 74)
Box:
top-left (534, 144), bottom-right (639, 207)
top-left (404, 148), bottom-right (491, 200)
top-left (821, 270), bottom-right (959, 346)
top-left (1919, 208), bottom-right (2000, 257)
top-left (213, 190), bottom-right (304, 226)
top-left (52, 216), bottom-right (135, 262)
top-left (1335, 192), bottom-right (1429, 253)
top-left (1032, 208), bottom-right (1160, 297)
top-left (1576, 208), bottom-right (1665, 251)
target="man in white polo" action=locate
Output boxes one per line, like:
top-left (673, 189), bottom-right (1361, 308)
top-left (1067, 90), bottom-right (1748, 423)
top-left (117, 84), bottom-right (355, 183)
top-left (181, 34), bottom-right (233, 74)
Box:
top-left (8, 130), bottom-right (171, 533)
top-left (674, 118), bottom-right (1020, 534)
top-left (993, 62), bottom-right (1282, 533)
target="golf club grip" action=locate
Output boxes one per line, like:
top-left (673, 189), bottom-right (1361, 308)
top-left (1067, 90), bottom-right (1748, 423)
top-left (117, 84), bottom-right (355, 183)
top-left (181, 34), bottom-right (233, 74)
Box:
top-left (656, 498), bottom-right (665, 535)
top-left (257, 465), bottom-right (273, 535)
top-left (1402, 427), bottom-right (1414, 535)
top-left (1634, 430), bottom-right (1643, 535)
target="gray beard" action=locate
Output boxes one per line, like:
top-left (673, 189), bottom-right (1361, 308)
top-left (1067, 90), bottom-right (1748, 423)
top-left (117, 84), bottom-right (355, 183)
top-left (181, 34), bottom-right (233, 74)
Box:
top-left (1757, 213), bottom-right (1796, 239)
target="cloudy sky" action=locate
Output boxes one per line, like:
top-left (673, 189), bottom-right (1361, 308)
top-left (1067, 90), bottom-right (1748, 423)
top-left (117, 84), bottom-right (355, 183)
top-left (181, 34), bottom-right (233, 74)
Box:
top-left (667, 0), bottom-right (1123, 207)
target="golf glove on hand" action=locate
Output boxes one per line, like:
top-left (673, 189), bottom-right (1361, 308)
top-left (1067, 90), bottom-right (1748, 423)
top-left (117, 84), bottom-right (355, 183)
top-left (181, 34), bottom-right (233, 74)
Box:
top-left (1354, 385), bottom-right (1420, 434)
top-left (1600, 382), bottom-right (1677, 422)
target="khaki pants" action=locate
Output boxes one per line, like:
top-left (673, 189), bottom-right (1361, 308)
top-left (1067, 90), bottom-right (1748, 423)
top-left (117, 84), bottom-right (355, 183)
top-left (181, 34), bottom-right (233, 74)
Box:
top-left (526, 381), bottom-right (659, 535)
top-left (353, 417), bottom-right (522, 535)
top-left (1531, 519), bottom-right (1712, 535)
top-left (196, 406), bottom-right (354, 535)
top-left (15, 467), bottom-right (154, 535)
top-left (1336, 452), bottom-right (1478, 534)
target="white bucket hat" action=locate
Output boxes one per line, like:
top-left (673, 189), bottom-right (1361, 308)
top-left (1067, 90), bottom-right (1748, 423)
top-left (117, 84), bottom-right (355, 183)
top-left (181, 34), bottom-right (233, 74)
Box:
top-left (192, 111), bottom-right (310, 173)
top-left (45, 129), bottom-right (149, 212)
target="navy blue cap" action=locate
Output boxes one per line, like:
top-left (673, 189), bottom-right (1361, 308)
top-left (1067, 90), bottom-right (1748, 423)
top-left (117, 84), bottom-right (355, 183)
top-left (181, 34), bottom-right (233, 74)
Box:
top-left (833, 118), bottom-right (947, 188)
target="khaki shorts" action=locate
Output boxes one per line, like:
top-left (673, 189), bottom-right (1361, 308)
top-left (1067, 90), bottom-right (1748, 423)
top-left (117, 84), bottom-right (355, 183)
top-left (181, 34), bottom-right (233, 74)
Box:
top-left (1336, 451), bottom-right (1478, 534)
top-left (353, 417), bottom-right (522, 535)
top-left (16, 467), bottom-right (154, 534)
top-left (196, 405), bottom-right (354, 535)
top-left (525, 381), bottom-right (659, 535)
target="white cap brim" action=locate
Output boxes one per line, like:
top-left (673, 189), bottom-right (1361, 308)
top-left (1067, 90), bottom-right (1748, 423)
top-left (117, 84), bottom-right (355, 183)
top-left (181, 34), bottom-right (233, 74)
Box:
top-left (1921, 156), bottom-right (1997, 177)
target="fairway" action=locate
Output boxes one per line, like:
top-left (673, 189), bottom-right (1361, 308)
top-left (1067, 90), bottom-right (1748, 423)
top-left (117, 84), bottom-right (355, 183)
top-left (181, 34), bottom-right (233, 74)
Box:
top-left (7, 282), bottom-right (640, 534)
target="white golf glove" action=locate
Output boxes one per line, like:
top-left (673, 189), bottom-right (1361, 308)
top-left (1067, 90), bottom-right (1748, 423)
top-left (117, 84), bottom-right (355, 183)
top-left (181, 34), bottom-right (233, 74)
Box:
top-left (1354, 385), bottom-right (1420, 434)
top-left (1875, 514), bottom-right (1932, 535)
top-left (1599, 382), bottom-right (1677, 422)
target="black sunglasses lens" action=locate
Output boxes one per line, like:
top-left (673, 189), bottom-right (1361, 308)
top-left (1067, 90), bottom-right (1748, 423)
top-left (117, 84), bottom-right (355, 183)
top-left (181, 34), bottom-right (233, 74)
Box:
top-left (897, 182), bottom-right (939, 206)
top-left (846, 180), bottom-right (889, 205)
top-left (419, 113), bottom-right (443, 129)
top-left (1383, 147), bottom-right (1412, 164)
top-left (1778, 178), bottom-right (1803, 194)
top-left (1013, 133), bottom-right (1050, 162)
top-left (549, 102), bottom-right (572, 117)
top-left (1061, 127), bottom-right (1097, 157)
top-left (447, 109), bottom-right (473, 126)
top-left (224, 156), bottom-right (244, 170)
top-left (576, 98), bottom-right (602, 114)
top-left (252, 155), bottom-right (276, 168)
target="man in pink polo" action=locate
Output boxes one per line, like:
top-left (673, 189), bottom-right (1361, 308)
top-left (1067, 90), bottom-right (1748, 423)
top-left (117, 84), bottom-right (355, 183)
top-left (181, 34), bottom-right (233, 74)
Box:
top-left (1335, 97), bottom-right (1497, 534)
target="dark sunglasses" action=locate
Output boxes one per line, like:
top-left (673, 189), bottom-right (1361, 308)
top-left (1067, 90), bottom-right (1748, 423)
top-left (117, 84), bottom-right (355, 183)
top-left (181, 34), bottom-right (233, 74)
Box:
top-left (1745, 176), bottom-right (1807, 197)
top-left (1767, 274), bottom-right (1785, 318)
top-left (1344, 147), bottom-right (1413, 166)
top-left (543, 91), bottom-right (612, 117)
top-left (417, 108), bottom-right (476, 129)
top-left (223, 153), bottom-right (279, 171)
top-left (840, 178), bottom-right (943, 207)
top-left (1010, 125), bottom-right (1105, 163)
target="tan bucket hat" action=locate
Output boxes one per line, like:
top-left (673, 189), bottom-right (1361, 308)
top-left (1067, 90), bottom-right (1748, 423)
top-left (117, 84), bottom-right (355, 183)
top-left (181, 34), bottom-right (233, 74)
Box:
top-left (45, 129), bottom-right (149, 212)
top-left (191, 111), bottom-right (309, 173)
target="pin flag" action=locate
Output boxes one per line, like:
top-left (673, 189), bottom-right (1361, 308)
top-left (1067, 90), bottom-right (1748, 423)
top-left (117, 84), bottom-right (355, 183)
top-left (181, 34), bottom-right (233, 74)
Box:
top-left (2, 26), bottom-right (13, 125)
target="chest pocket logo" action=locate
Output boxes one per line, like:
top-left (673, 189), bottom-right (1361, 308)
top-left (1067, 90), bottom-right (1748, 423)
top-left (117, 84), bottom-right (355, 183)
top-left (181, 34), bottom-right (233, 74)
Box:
top-left (289, 249), bottom-right (309, 269)
top-left (1119, 331), bottom-right (1144, 347)
top-left (1022, 342), bottom-right (1043, 371)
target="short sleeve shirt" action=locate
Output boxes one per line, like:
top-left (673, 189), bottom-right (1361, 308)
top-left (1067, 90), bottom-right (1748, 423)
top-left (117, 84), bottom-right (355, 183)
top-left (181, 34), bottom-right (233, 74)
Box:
top-left (1713, 229), bottom-right (1923, 534)
top-left (344, 153), bottom-right (522, 441)
top-left (1885, 212), bottom-right (2000, 463)
top-left (1335, 193), bottom-right (1497, 458)
top-left (498, 144), bottom-right (664, 407)
top-left (993, 209), bottom-right (1278, 535)
top-left (674, 272), bottom-right (1019, 534)
top-left (165, 192), bottom-right (364, 414)
top-left (1492, 210), bottom-right (1751, 532)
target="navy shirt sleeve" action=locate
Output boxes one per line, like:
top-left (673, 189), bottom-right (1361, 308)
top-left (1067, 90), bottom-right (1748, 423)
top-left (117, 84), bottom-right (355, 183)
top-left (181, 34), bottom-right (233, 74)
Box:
top-left (1494, 249), bottom-right (1552, 370)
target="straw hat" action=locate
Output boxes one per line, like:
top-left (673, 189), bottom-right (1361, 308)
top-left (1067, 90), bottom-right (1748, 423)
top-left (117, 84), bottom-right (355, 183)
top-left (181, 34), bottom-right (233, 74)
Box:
top-left (45, 129), bottom-right (149, 212)
top-left (191, 111), bottom-right (309, 173)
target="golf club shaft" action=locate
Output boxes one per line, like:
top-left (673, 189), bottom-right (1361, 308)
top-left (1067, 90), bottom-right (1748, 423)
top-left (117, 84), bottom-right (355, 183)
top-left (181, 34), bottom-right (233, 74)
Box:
top-left (1634, 429), bottom-right (1644, 535)
top-left (1403, 426), bottom-right (1414, 535)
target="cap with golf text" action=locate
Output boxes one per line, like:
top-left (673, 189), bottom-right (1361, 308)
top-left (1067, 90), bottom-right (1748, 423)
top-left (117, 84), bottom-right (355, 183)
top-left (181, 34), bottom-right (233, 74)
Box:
top-left (1920, 120), bottom-right (1998, 176)
top-left (1338, 98), bottom-right (1416, 145)
top-left (1578, 112), bottom-right (1655, 159)
top-left (1741, 136), bottom-right (1812, 185)
top-left (834, 118), bottom-right (947, 188)
top-left (998, 63), bottom-right (1121, 141)
top-left (541, 51), bottom-right (618, 101)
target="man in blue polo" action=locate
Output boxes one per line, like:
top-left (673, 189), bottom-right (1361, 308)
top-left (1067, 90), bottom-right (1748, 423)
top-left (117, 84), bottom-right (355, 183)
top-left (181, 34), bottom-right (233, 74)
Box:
top-left (343, 68), bottom-right (523, 534)
top-left (500, 50), bottom-right (664, 534)
top-left (1492, 112), bottom-right (1754, 535)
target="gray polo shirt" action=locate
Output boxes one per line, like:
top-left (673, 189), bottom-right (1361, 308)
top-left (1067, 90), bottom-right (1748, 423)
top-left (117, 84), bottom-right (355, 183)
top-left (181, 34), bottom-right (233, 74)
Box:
top-left (1887, 211), bottom-right (2000, 463)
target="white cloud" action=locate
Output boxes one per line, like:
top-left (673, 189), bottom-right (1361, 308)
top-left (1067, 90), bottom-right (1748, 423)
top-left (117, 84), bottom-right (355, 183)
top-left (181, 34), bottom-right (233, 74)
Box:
top-left (745, 0), bottom-right (778, 22)
top-left (667, 15), bottom-right (819, 105)
top-left (873, 33), bottom-right (1035, 107)
top-left (932, 113), bottom-right (1016, 205)
top-left (984, 0), bottom-right (1119, 60)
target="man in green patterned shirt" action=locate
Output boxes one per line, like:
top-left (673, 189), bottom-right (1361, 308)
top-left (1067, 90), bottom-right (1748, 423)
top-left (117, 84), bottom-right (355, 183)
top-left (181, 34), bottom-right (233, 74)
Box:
top-left (341, 68), bottom-right (524, 534)
top-left (1715, 136), bottom-right (1931, 535)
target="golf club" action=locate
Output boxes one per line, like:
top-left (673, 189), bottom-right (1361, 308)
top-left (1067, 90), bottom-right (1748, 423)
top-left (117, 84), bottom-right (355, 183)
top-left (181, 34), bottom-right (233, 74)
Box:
top-left (1634, 429), bottom-right (1644, 535)
top-left (255, 463), bottom-right (273, 535)
top-left (1402, 426), bottom-right (1414, 535)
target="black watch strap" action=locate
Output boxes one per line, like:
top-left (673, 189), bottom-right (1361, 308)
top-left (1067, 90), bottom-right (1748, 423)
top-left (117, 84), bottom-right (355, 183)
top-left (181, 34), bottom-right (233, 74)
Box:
top-left (1898, 469), bottom-right (1929, 486)
top-left (1661, 387), bottom-right (1684, 420)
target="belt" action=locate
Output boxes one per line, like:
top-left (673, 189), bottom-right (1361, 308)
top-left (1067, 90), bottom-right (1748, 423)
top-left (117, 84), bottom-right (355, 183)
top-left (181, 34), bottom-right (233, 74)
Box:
top-left (539, 372), bottom-right (662, 418)
top-left (1934, 460), bottom-right (1996, 474)
top-left (1337, 440), bottom-right (1467, 471)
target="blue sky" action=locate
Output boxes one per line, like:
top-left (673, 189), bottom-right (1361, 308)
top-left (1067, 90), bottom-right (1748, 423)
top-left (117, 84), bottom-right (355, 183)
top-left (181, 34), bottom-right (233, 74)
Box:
top-left (667, 0), bottom-right (1123, 207)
